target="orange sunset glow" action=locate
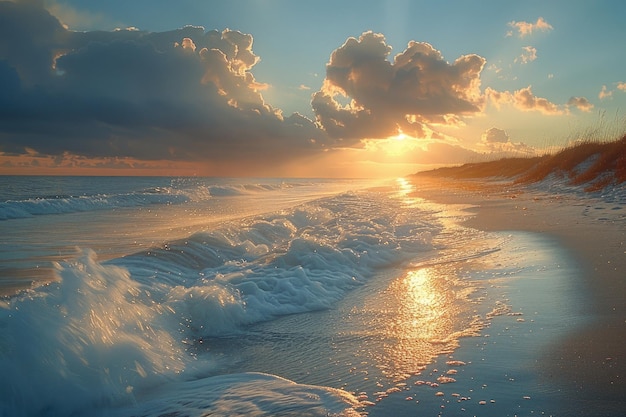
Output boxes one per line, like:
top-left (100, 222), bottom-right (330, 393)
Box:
top-left (1, 1), bottom-right (624, 177)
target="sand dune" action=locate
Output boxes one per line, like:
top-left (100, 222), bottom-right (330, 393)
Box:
top-left (417, 134), bottom-right (626, 192)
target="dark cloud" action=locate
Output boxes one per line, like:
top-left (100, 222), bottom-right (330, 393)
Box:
top-left (312, 31), bottom-right (486, 143)
top-left (0, 1), bottom-right (329, 167)
top-left (480, 127), bottom-right (536, 156)
top-left (481, 127), bottom-right (510, 143)
top-left (0, 3), bottom-right (570, 174)
top-left (0, 0), bottom-right (68, 86)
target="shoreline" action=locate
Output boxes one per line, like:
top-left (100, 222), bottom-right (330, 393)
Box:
top-left (410, 175), bottom-right (625, 412)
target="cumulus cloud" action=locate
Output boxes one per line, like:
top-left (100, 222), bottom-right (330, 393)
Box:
top-left (567, 96), bottom-right (594, 112)
top-left (486, 86), bottom-right (564, 115)
top-left (0, 1), bottom-right (330, 170)
top-left (516, 46), bottom-right (537, 64)
top-left (0, 3), bottom-right (587, 175)
top-left (479, 127), bottom-right (536, 156)
top-left (598, 82), bottom-right (626, 101)
top-left (598, 85), bottom-right (613, 100)
top-left (481, 127), bottom-right (510, 143)
top-left (507, 17), bottom-right (553, 38)
top-left (312, 31), bottom-right (486, 142)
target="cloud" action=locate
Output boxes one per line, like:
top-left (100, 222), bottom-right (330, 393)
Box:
top-left (481, 127), bottom-right (509, 143)
top-left (567, 96), bottom-right (594, 112)
top-left (599, 82), bottom-right (626, 100)
top-left (507, 17), bottom-right (553, 38)
top-left (598, 85), bottom-right (613, 100)
top-left (478, 127), bottom-right (536, 156)
top-left (417, 138), bottom-right (536, 166)
top-left (44, 0), bottom-right (121, 31)
top-left (0, 1), bottom-right (331, 170)
top-left (515, 46), bottom-right (537, 64)
top-left (312, 31), bottom-right (486, 142)
top-left (486, 86), bottom-right (564, 115)
top-left (0, 3), bottom-right (587, 176)
top-left (0, 0), bottom-right (68, 86)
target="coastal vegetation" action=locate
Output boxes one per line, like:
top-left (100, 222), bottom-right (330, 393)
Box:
top-left (416, 133), bottom-right (626, 192)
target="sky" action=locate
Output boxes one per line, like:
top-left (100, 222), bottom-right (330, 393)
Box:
top-left (1, 0), bottom-right (625, 177)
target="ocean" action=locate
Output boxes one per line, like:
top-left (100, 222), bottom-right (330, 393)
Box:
top-left (0, 176), bottom-right (600, 416)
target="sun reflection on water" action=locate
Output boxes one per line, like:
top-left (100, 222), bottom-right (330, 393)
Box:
top-left (394, 177), bottom-right (426, 208)
top-left (367, 265), bottom-right (481, 381)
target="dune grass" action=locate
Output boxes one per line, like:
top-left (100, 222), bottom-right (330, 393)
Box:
top-left (415, 133), bottom-right (626, 192)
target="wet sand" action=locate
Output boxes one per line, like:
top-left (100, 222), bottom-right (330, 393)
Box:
top-left (410, 175), bottom-right (626, 413)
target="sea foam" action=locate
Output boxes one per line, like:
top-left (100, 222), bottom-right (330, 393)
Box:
top-left (0, 178), bottom-right (306, 221)
top-left (0, 188), bottom-right (437, 416)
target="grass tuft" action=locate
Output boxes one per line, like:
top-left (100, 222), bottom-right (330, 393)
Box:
top-left (415, 133), bottom-right (626, 192)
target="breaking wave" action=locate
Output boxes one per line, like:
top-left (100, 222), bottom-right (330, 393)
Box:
top-left (0, 178), bottom-right (306, 221)
top-left (0, 188), bottom-right (438, 416)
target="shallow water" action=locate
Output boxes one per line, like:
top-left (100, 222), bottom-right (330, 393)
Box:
top-left (0, 176), bottom-right (603, 416)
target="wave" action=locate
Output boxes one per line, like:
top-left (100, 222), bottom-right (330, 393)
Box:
top-left (106, 372), bottom-right (363, 417)
top-left (0, 189), bottom-right (437, 416)
top-left (0, 190), bottom-right (190, 220)
top-left (111, 190), bottom-right (437, 337)
top-left (0, 179), bottom-right (304, 221)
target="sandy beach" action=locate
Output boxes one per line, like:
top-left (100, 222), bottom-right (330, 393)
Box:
top-left (410, 175), bottom-right (626, 413)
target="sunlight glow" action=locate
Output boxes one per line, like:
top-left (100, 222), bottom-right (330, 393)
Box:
top-left (358, 265), bottom-right (482, 381)
top-left (363, 131), bottom-right (423, 158)
top-left (376, 267), bottom-right (460, 379)
top-left (394, 177), bottom-right (424, 207)
top-left (392, 130), bottom-right (408, 141)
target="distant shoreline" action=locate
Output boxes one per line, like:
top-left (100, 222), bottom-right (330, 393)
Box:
top-left (409, 175), bottom-right (625, 414)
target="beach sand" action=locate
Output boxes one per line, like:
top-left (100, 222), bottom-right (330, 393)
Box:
top-left (410, 175), bottom-right (626, 413)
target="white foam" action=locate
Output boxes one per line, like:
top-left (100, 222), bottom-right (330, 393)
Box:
top-left (1, 187), bottom-right (438, 415)
top-left (107, 372), bottom-right (362, 417)
top-left (0, 250), bottom-right (187, 416)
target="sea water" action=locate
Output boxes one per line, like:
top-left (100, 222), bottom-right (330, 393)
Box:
top-left (0, 176), bottom-right (588, 416)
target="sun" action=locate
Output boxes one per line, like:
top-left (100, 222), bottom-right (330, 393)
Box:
top-left (392, 130), bottom-right (409, 141)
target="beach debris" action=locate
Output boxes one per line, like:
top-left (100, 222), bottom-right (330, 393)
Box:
top-left (479, 400), bottom-right (487, 405)
top-left (437, 376), bottom-right (457, 384)
top-left (373, 392), bottom-right (387, 403)
top-left (435, 391), bottom-right (445, 396)
top-left (414, 379), bottom-right (441, 388)
top-left (446, 360), bottom-right (467, 366)
top-left (523, 395), bottom-right (531, 400)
